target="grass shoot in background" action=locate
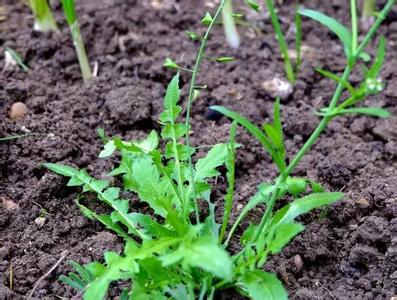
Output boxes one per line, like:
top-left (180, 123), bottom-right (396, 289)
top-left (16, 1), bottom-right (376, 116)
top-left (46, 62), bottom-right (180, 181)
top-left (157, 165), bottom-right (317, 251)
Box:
top-left (28, 0), bottom-right (58, 32)
top-left (61, 0), bottom-right (92, 83)
top-left (222, 0), bottom-right (240, 48)
top-left (44, 0), bottom-right (395, 298)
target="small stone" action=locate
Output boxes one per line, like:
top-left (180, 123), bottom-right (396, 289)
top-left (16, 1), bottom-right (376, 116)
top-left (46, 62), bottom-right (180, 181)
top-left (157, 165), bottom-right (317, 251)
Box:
top-left (356, 198), bottom-right (370, 208)
top-left (293, 254), bottom-right (304, 273)
top-left (0, 196), bottom-right (19, 210)
top-left (9, 102), bottom-right (28, 120)
top-left (262, 77), bottom-right (293, 100)
top-left (34, 217), bottom-right (46, 227)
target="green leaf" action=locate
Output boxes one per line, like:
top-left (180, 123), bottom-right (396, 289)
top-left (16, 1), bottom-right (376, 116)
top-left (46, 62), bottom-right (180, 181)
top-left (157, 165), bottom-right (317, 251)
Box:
top-left (272, 192), bottom-right (343, 226)
top-left (195, 143), bottom-right (229, 181)
top-left (298, 8), bottom-right (352, 58)
top-left (210, 106), bottom-right (283, 170)
top-left (43, 163), bottom-right (79, 177)
top-left (216, 56), bottom-right (235, 63)
top-left (135, 130), bottom-right (159, 153)
top-left (201, 12), bottom-right (213, 25)
top-left (186, 31), bottom-right (200, 40)
top-left (246, 0), bottom-right (260, 11)
top-left (238, 270), bottom-right (288, 300)
top-left (99, 140), bottom-right (116, 158)
top-left (60, 274), bottom-right (85, 291)
top-left (60, 0), bottom-right (77, 25)
top-left (162, 74), bottom-right (181, 122)
top-left (268, 222), bottom-right (305, 254)
top-left (161, 237), bottom-right (234, 281)
top-left (163, 57), bottom-right (179, 69)
top-left (286, 177), bottom-right (307, 197)
top-left (339, 107), bottom-right (391, 118)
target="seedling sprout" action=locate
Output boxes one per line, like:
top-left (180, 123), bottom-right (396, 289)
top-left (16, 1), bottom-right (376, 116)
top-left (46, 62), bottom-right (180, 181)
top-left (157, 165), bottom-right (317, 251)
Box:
top-left (222, 0), bottom-right (240, 48)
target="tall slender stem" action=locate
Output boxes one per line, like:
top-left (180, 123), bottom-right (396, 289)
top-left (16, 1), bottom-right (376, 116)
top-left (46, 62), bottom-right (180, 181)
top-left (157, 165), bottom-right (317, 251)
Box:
top-left (351, 0), bottom-right (358, 55)
top-left (185, 0), bottom-right (228, 223)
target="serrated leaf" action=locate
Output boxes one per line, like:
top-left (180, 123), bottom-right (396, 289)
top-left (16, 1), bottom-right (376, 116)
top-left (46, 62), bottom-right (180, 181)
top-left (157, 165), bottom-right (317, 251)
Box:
top-left (195, 143), bottom-right (229, 181)
top-left (43, 163), bottom-right (79, 177)
top-left (268, 222), bottom-right (305, 254)
top-left (238, 270), bottom-right (288, 300)
top-left (161, 74), bottom-right (181, 123)
top-left (135, 130), bottom-right (159, 153)
top-left (298, 8), bottom-right (352, 58)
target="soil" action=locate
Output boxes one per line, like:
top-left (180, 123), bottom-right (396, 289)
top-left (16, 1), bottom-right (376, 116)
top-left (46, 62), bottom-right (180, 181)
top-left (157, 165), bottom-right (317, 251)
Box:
top-left (1, 0), bottom-right (397, 299)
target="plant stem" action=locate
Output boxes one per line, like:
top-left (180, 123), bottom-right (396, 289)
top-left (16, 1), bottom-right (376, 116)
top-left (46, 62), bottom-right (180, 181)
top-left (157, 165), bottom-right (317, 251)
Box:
top-left (185, 0), bottom-right (228, 224)
top-left (70, 22), bottom-right (92, 83)
top-left (219, 121), bottom-right (237, 243)
top-left (264, 0), bottom-right (295, 84)
top-left (222, 0), bottom-right (240, 48)
top-left (351, 0), bottom-right (358, 55)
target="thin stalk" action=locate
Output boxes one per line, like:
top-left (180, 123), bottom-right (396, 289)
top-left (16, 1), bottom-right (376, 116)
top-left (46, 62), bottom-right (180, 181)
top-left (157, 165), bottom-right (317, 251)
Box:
top-left (222, 0), bottom-right (240, 48)
top-left (219, 121), bottom-right (237, 244)
top-left (351, 0), bottom-right (358, 55)
top-left (185, 0), bottom-right (228, 224)
top-left (264, 0), bottom-right (295, 83)
top-left (29, 0), bottom-right (58, 32)
top-left (61, 0), bottom-right (92, 83)
top-left (70, 22), bottom-right (92, 83)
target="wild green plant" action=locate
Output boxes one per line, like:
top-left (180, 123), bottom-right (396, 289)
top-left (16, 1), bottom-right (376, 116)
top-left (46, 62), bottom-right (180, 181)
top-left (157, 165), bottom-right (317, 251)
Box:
top-left (28, 0), bottom-right (58, 32)
top-left (222, 0), bottom-right (240, 48)
top-left (44, 0), bottom-right (394, 299)
top-left (260, 0), bottom-right (302, 84)
top-left (61, 0), bottom-right (92, 83)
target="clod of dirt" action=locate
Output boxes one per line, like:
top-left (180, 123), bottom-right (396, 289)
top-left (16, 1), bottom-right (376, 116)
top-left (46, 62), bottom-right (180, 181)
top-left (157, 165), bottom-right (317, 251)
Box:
top-left (9, 102), bottom-right (28, 120)
top-left (288, 44), bottom-right (318, 63)
top-left (34, 217), bottom-right (46, 227)
top-left (1, 196), bottom-right (19, 210)
top-left (105, 86), bottom-right (152, 127)
top-left (356, 198), bottom-right (370, 208)
top-left (292, 254), bottom-right (304, 274)
top-left (262, 77), bottom-right (293, 100)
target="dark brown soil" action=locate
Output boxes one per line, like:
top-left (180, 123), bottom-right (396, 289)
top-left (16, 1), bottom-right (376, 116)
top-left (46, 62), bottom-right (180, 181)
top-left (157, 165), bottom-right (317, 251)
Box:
top-left (1, 0), bottom-right (397, 299)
